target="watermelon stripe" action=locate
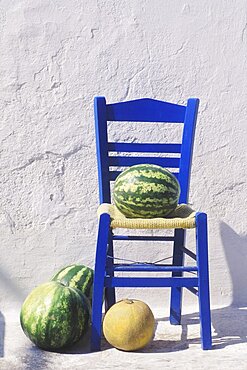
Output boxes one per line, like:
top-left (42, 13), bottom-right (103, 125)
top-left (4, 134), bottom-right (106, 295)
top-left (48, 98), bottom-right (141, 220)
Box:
top-left (114, 202), bottom-right (176, 216)
top-left (51, 265), bottom-right (94, 302)
top-left (114, 203), bottom-right (176, 218)
top-left (63, 266), bottom-right (88, 286)
top-left (114, 189), bottom-right (178, 201)
top-left (115, 172), bottom-right (179, 186)
top-left (116, 169), bottom-right (177, 181)
top-left (77, 269), bottom-right (93, 297)
top-left (116, 176), bottom-right (179, 193)
top-left (114, 198), bottom-right (177, 210)
top-left (115, 182), bottom-right (178, 192)
top-left (138, 175), bottom-right (179, 190)
top-left (115, 183), bottom-right (178, 195)
top-left (70, 268), bottom-right (93, 297)
top-left (116, 168), bottom-right (177, 183)
top-left (114, 191), bottom-right (178, 205)
top-left (52, 265), bottom-right (77, 281)
top-left (115, 197), bottom-right (176, 209)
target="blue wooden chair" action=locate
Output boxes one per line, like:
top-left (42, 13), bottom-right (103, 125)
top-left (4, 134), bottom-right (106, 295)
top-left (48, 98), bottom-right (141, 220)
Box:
top-left (91, 96), bottom-right (212, 351)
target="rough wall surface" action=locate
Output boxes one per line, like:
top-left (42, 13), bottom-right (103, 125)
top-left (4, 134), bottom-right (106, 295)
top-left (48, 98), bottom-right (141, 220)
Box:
top-left (0, 0), bottom-right (246, 312)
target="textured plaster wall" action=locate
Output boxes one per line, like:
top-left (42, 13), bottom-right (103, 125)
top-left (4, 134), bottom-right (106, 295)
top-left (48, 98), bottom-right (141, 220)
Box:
top-left (0, 0), bottom-right (247, 312)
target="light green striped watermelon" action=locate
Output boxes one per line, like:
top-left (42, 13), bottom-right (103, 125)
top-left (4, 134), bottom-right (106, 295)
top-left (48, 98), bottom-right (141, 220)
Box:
top-left (20, 281), bottom-right (90, 351)
top-left (51, 264), bottom-right (93, 303)
top-left (113, 164), bottom-right (180, 218)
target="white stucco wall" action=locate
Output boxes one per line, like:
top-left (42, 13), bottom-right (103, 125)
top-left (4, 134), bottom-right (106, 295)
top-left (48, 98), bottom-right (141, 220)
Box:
top-left (0, 0), bottom-right (247, 313)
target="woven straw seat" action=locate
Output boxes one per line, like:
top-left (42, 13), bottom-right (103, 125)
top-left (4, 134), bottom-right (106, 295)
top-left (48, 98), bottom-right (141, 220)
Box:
top-left (97, 203), bottom-right (196, 229)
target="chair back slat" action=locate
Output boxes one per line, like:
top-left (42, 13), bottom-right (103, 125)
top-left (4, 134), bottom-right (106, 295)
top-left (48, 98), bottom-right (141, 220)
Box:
top-left (109, 156), bottom-right (180, 168)
top-left (94, 96), bottom-right (199, 205)
top-left (108, 142), bottom-right (182, 153)
top-left (106, 98), bottom-right (186, 122)
top-left (109, 170), bottom-right (179, 182)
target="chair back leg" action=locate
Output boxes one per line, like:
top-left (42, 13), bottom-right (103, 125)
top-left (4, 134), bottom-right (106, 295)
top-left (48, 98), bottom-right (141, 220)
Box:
top-left (105, 237), bottom-right (116, 311)
top-left (170, 229), bottom-right (185, 325)
top-left (196, 213), bottom-right (212, 350)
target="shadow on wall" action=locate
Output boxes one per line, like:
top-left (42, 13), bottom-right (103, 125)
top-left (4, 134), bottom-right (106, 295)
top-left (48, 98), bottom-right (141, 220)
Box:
top-left (219, 221), bottom-right (247, 307)
top-left (0, 266), bottom-right (26, 358)
top-left (0, 311), bottom-right (5, 357)
top-left (0, 267), bottom-right (51, 365)
top-left (209, 221), bottom-right (247, 349)
top-left (0, 266), bottom-right (26, 303)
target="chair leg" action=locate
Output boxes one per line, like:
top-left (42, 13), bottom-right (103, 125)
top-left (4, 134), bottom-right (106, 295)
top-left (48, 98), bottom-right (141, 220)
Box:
top-left (170, 229), bottom-right (185, 325)
top-left (105, 236), bottom-right (116, 312)
top-left (196, 212), bottom-right (212, 350)
top-left (91, 213), bottom-right (111, 352)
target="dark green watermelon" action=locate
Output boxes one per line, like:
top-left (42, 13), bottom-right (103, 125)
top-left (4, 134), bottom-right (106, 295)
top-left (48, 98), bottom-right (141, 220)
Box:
top-left (113, 164), bottom-right (181, 218)
top-left (20, 281), bottom-right (90, 351)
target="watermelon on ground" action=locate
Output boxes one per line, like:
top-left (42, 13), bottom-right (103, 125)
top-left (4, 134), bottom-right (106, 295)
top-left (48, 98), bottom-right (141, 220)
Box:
top-left (51, 264), bottom-right (94, 303)
top-left (20, 281), bottom-right (90, 351)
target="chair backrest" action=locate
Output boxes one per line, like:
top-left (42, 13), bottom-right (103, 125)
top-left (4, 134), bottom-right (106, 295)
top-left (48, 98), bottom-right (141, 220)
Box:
top-left (94, 97), bottom-right (199, 205)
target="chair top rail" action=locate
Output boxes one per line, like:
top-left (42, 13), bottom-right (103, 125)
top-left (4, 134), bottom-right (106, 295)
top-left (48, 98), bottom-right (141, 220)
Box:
top-left (106, 98), bottom-right (186, 123)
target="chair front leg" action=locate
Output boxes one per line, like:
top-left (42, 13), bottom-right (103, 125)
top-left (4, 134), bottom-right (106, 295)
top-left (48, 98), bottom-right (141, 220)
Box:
top-left (196, 212), bottom-right (212, 350)
top-left (91, 213), bottom-right (111, 352)
top-left (105, 235), bottom-right (116, 312)
top-left (170, 229), bottom-right (185, 325)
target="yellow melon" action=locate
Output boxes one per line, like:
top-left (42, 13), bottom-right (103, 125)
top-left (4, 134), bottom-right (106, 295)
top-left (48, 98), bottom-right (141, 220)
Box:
top-left (103, 299), bottom-right (155, 351)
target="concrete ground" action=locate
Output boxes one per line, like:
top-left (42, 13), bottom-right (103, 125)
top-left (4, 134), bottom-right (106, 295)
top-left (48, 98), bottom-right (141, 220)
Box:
top-left (0, 305), bottom-right (246, 370)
